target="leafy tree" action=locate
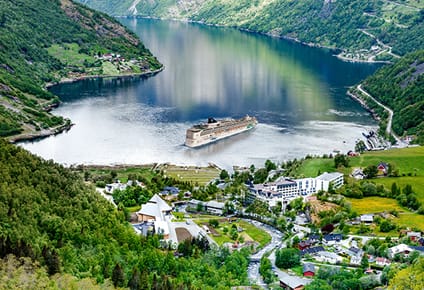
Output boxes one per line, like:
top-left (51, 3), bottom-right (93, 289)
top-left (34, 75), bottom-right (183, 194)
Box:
top-left (363, 165), bottom-right (378, 179)
top-left (388, 257), bottom-right (424, 290)
top-left (253, 168), bottom-right (268, 184)
top-left (259, 256), bottom-right (273, 284)
top-left (219, 169), bottom-right (230, 180)
top-left (334, 154), bottom-right (349, 168)
top-left (380, 220), bottom-right (396, 232)
top-left (265, 159), bottom-right (277, 172)
top-left (275, 248), bottom-right (301, 269)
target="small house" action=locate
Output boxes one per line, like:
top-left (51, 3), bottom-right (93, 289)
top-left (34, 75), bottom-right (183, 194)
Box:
top-left (302, 263), bottom-right (315, 277)
top-left (360, 214), bottom-right (374, 224)
top-left (406, 231), bottom-right (422, 242)
top-left (376, 257), bottom-right (391, 267)
top-left (388, 244), bottom-right (412, 259)
top-left (279, 271), bottom-right (311, 290)
top-left (314, 251), bottom-right (343, 264)
top-left (323, 233), bottom-right (342, 246)
top-left (377, 162), bottom-right (389, 176)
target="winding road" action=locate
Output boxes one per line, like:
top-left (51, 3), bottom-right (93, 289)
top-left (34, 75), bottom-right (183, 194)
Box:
top-left (357, 84), bottom-right (404, 145)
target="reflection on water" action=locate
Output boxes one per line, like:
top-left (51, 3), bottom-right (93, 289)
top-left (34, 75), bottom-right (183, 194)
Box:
top-left (22, 19), bottom-right (380, 169)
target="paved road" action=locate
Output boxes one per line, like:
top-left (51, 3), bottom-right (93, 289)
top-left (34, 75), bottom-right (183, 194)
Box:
top-left (357, 84), bottom-right (405, 146)
top-left (96, 187), bottom-right (117, 207)
top-left (246, 220), bottom-right (284, 286)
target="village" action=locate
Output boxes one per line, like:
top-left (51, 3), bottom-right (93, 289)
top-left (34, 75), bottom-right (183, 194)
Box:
top-left (95, 154), bottom-right (424, 290)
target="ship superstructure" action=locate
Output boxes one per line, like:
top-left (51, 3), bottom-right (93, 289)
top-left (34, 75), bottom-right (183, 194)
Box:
top-left (185, 115), bottom-right (257, 148)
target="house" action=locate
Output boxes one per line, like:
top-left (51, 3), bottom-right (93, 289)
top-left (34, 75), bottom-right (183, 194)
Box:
top-left (205, 200), bottom-right (225, 215)
top-left (314, 251), bottom-right (343, 264)
top-left (376, 257), bottom-right (391, 267)
top-left (308, 234), bottom-right (321, 243)
top-left (303, 263), bottom-right (315, 277)
top-left (350, 255), bottom-right (362, 265)
top-left (187, 199), bottom-right (225, 215)
top-left (279, 271), bottom-right (311, 290)
top-left (301, 246), bottom-right (324, 256)
top-left (136, 194), bottom-right (173, 239)
top-left (298, 240), bottom-right (313, 251)
top-left (388, 244), bottom-right (413, 259)
top-left (347, 247), bottom-right (363, 257)
top-left (323, 234), bottom-right (343, 246)
top-left (105, 181), bottom-right (128, 194)
top-left (351, 168), bottom-right (365, 180)
top-left (406, 231), bottom-right (422, 242)
top-left (360, 214), bottom-right (374, 224)
top-left (161, 186), bottom-right (180, 195)
top-left (377, 162), bottom-right (389, 176)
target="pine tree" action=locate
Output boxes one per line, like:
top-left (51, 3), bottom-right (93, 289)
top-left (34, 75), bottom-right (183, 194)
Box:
top-left (112, 263), bottom-right (125, 287)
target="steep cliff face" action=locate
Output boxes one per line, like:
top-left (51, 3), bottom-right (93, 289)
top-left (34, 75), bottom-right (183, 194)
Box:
top-left (0, 0), bottom-right (162, 140)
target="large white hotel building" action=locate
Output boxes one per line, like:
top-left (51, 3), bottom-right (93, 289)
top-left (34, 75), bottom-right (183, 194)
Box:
top-left (248, 172), bottom-right (344, 206)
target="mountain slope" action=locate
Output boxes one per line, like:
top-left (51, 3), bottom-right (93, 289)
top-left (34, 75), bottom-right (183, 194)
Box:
top-left (0, 0), bottom-right (162, 141)
top-left (0, 138), bottom-right (251, 288)
top-left (77, 0), bottom-right (424, 60)
top-left (362, 50), bottom-right (424, 144)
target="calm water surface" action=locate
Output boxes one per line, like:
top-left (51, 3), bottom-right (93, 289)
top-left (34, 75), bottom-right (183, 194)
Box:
top-left (22, 19), bottom-right (380, 168)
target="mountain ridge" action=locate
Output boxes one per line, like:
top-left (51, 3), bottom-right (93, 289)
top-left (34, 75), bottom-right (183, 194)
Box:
top-left (0, 0), bottom-right (162, 141)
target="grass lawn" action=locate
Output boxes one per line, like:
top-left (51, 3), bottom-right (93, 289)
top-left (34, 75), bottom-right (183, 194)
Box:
top-left (293, 158), bottom-right (335, 178)
top-left (126, 205), bottom-right (141, 213)
top-left (102, 61), bottom-right (120, 75)
top-left (346, 197), bottom-right (403, 214)
top-left (193, 218), bottom-right (271, 247)
top-left (397, 212), bottom-right (424, 231)
top-left (47, 43), bottom-right (95, 66)
top-left (346, 197), bottom-right (424, 231)
top-left (349, 146), bottom-right (424, 177)
top-left (159, 164), bottom-right (220, 186)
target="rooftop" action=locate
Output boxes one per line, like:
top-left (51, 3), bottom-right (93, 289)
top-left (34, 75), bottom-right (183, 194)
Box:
top-left (316, 172), bottom-right (343, 182)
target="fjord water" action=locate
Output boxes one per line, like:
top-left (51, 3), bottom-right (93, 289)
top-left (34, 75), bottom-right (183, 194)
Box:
top-left (22, 18), bottom-right (379, 168)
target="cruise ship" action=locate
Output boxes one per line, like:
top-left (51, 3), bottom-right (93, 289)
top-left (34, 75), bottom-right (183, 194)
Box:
top-left (185, 115), bottom-right (258, 148)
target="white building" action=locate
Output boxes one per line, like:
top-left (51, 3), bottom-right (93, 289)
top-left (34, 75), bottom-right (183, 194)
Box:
top-left (249, 172), bottom-right (344, 205)
top-left (136, 194), bottom-right (173, 239)
top-left (316, 172), bottom-right (344, 191)
top-left (314, 251), bottom-right (343, 264)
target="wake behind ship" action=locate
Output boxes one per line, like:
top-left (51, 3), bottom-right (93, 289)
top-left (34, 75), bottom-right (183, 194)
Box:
top-left (185, 115), bottom-right (258, 148)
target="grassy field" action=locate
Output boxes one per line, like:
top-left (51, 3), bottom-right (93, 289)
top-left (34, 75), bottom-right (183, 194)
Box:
top-left (347, 197), bottom-right (404, 214)
top-left (293, 158), bottom-right (335, 178)
top-left (347, 197), bottom-right (424, 230)
top-left (158, 164), bottom-right (220, 186)
top-left (349, 146), bottom-right (424, 177)
top-left (47, 43), bottom-right (95, 66)
top-left (193, 218), bottom-right (271, 247)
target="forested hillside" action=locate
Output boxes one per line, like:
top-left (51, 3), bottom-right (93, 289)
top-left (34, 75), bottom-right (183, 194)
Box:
top-left (0, 0), bottom-right (162, 141)
top-left (78, 0), bottom-right (423, 59)
top-left (0, 139), bottom-right (251, 288)
top-left (361, 50), bottom-right (424, 144)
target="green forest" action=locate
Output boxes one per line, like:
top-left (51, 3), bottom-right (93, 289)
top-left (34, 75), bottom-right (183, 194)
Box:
top-left (362, 50), bottom-right (424, 144)
top-left (0, 0), bottom-right (162, 140)
top-left (0, 139), bottom-right (252, 289)
top-left (78, 0), bottom-right (424, 56)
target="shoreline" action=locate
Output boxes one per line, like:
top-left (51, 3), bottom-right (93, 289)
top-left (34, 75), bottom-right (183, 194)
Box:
top-left (10, 67), bottom-right (164, 144)
top-left (126, 16), bottom-right (392, 64)
top-left (45, 66), bottom-right (164, 89)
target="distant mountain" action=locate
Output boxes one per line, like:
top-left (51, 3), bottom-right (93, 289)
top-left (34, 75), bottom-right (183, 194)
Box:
top-left (77, 0), bottom-right (424, 60)
top-left (0, 0), bottom-right (162, 141)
